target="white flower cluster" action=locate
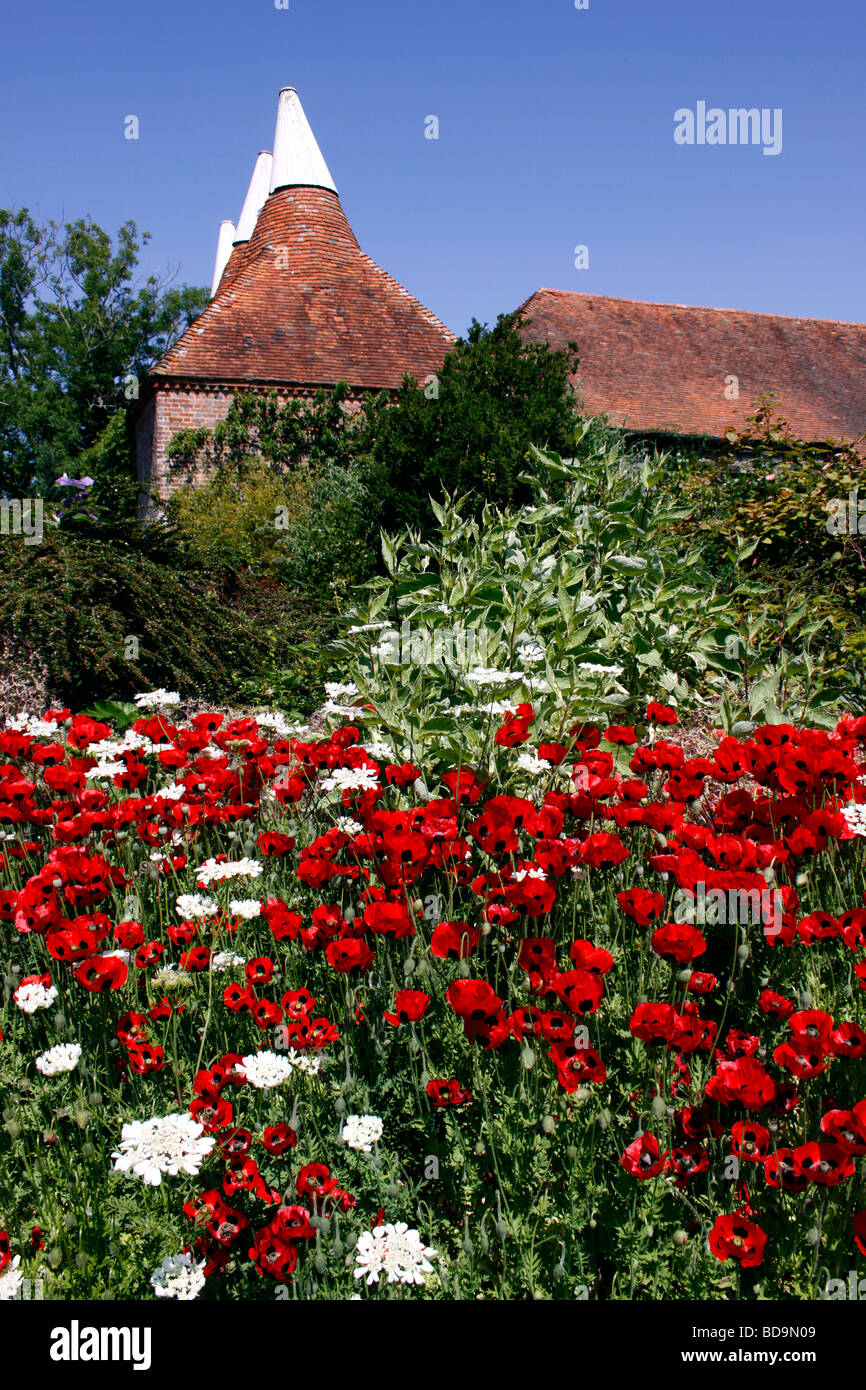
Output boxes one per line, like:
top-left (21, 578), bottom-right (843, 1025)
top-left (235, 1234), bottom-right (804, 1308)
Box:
top-left (152, 781), bottom-right (186, 801)
top-left (14, 979), bottom-right (58, 1013)
top-left (255, 711), bottom-right (310, 739)
top-left (319, 767), bottom-right (380, 794)
top-left (195, 857), bottom-right (263, 886)
top-left (112, 1114), bottom-right (214, 1187)
top-left (516, 638), bottom-right (546, 664)
top-left (150, 1252), bottom-right (207, 1300)
top-left (89, 730), bottom-right (156, 758)
top-left (241, 1051), bottom-right (295, 1089)
top-left (134, 690), bottom-right (181, 708)
top-left (464, 667), bottom-right (525, 687)
top-left (6, 715), bottom-right (59, 738)
top-left (175, 893), bottom-right (218, 919)
top-left (362, 739), bottom-right (397, 762)
top-left (152, 965), bottom-right (193, 990)
top-left (517, 752), bottom-right (555, 776)
top-left (512, 866), bottom-right (547, 882)
top-left (335, 816), bottom-right (365, 836)
top-left (842, 802), bottom-right (866, 838)
top-left (0, 1256), bottom-right (22, 1301)
top-left (228, 898), bottom-right (261, 919)
top-left (354, 1222), bottom-right (437, 1286)
top-left (35, 1043), bottom-right (82, 1076)
top-left (577, 662), bottom-right (624, 677)
top-left (212, 950), bottom-right (246, 973)
top-left (324, 682), bottom-right (359, 701)
top-left (286, 1048), bottom-right (323, 1077)
top-left (341, 1114), bottom-right (383, 1153)
top-left (86, 762), bottom-right (126, 779)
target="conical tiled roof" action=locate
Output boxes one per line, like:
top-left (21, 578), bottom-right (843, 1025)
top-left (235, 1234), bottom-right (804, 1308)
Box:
top-left (156, 90), bottom-right (454, 390)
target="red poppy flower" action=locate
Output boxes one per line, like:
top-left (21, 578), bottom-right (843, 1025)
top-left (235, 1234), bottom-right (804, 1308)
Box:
top-left (568, 939), bottom-right (614, 974)
top-left (580, 832), bottom-right (629, 869)
top-left (113, 920), bottom-right (145, 949)
top-left (257, 832), bottom-right (296, 857)
top-left (651, 921), bottom-right (707, 964)
top-left (629, 1001), bottom-right (677, 1044)
top-left (773, 1038), bottom-right (828, 1079)
top-left (758, 989), bottom-right (795, 1020)
top-left (430, 920), bottom-right (480, 960)
top-left (552, 968), bottom-right (605, 1015)
top-left (617, 887), bottom-right (666, 926)
top-left (620, 1133), bottom-right (668, 1180)
top-left (764, 1147), bottom-right (809, 1193)
top-left (730, 1121), bottom-right (770, 1162)
top-left (245, 957), bottom-right (275, 987)
top-left (261, 1124), bottom-right (297, 1156)
top-left (73, 953), bottom-right (128, 992)
top-left (669, 1143), bottom-right (709, 1188)
top-left (794, 1141), bottom-right (856, 1186)
top-left (325, 939), bottom-right (375, 973)
top-left (426, 1078), bottom-right (473, 1107)
top-left (820, 1109), bottom-right (866, 1154)
top-left (248, 1227), bottom-right (297, 1280)
top-left (383, 989), bottom-right (430, 1027)
top-left (646, 702), bottom-right (678, 725)
top-left (708, 1213), bottom-right (766, 1268)
top-left (446, 979), bottom-right (502, 1018)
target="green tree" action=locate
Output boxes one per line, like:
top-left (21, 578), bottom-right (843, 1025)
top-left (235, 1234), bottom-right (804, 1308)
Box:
top-left (0, 207), bottom-right (208, 499)
top-left (362, 311), bottom-right (581, 534)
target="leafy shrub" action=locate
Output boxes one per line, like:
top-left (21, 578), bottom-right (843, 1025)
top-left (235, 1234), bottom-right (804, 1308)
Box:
top-left (0, 530), bottom-right (269, 707)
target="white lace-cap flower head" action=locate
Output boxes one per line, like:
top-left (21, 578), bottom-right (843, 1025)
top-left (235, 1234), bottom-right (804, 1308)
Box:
top-left (228, 898), bottom-right (261, 919)
top-left (112, 1113), bottom-right (214, 1187)
top-left (353, 1222), bottom-right (437, 1286)
top-left (14, 979), bottom-right (58, 1013)
top-left (0, 1255), bottom-right (22, 1301)
top-left (35, 1043), bottom-right (82, 1076)
top-left (196, 857), bottom-right (263, 886)
top-left (241, 1051), bottom-right (294, 1089)
top-left (175, 893), bottom-right (218, 919)
top-left (134, 690), bottom-right (181, 709)
top-left (341, 1114), bottom-right (383, 1152)
top-left (150, 1252), bottom-right (207, 1300)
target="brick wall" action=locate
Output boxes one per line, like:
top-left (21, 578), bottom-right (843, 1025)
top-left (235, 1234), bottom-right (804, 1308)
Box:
top-left (135, 380), bottom-right (369, 512)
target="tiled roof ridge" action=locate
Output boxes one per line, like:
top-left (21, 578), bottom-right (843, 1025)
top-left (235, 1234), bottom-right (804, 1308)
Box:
top-left (518, 287), bottom-right (865, 332)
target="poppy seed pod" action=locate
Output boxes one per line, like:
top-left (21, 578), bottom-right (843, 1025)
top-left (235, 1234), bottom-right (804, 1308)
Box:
top-left (738, 945), bottom-right (750, 961)
top-left (651, 1096), bottom-right (666, 1118)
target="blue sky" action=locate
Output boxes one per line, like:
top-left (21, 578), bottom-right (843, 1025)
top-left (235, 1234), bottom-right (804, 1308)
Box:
top-left (1, 0), bottom-right (863, 336)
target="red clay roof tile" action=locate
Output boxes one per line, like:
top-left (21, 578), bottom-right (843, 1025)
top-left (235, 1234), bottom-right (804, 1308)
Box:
top-left (517, 288), bottom-right (866, 446)
top-left (155, 186), bottom-right (454, 390)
